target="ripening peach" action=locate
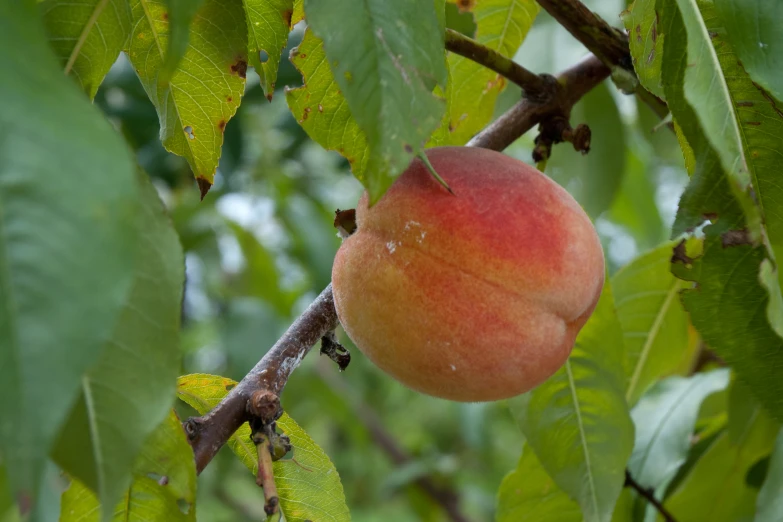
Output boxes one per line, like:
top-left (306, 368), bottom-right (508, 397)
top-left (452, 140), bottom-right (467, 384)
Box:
top-left (331, 146), bottom-right (605, 402)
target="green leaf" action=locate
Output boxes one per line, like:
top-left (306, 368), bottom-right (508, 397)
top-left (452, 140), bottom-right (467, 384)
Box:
top-left (126, 0), bottom-right (247, 189)
top-left (60, 476), bottom-right (192, 522)
top-left (612, 241), bottom-right (693, 405)
top-left (496, 445), bottom-right (582, 522)
top-left (40, 0), bottom-right (131, 99)
top-left (60, 409), bottom-right (196, 521)
top-left (756, 428), bottom-right (783, 522)
top-left (672, 0), bottom-right (750, 196)
top-left (0, 1), bottom-right (138, 504)
top-left (132, 411), bottom-right (197, 506)
top-left (509, 280), bottom-right (634, 522)
top-left (622, 0), bottom-right (665, 99)
top-left (657, 0), bottom-right (744, 237)
top-left (177, 374), bottom-right (350, 521)
top-left (627, 369), bottom-right (730, 517)
top-left (51, 171), bottom-right (184, 519)
top-left (544, 81), bottom-right (627, 219)
top-left (273, 414), bottom-right (351, 522)
top-left (674, 232), bottom-right (783, 421)
top-left (244, 0), bottom-right (294, 98)
top-left (665, 384), bottom-right (779, 521)
top-left (431, 0), bottom-right (539, 146)
top-left (695, 0), bottom-right (783, 318)
top-left (713, 0), bottom-right (783, 104)
top-left (159, 0), bottom-right (206, 83)
top-left (285, 29), bottom-right (369, 183)
top-left (304, 0), bottom-right (448, 203)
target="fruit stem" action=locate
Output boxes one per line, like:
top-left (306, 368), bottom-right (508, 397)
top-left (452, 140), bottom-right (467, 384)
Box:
top-left (418, 152), bottom-right (456, 195)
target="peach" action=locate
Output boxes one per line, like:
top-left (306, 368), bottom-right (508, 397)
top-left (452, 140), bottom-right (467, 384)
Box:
top-left (331, 146), bottom-right (605, 402)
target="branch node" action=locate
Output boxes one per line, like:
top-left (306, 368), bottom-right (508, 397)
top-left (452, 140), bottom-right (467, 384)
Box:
top-left (248, 390), bottom-right (282, 423)
top-left (564, 123), bottom-right (592, 154)
top-left (183, 418), bottom-right (202, 442)
top-left (320, 330), bottom-right (351, 371)
top-left (533, 115), bottom-right (591, 162)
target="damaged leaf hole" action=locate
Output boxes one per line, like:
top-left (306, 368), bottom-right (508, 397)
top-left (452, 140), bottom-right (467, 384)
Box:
top-left (259, 50), bottom-right (269, 64)
top-left (184, 126), bottom-right (195, 140)
top-left (177, 499), bottom-right (192, 515)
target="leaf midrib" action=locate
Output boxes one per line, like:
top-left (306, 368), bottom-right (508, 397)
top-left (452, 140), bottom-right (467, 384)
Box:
top-left (626, 279), bottom-right (682, 402)
top-left (565, 360), bottom-right (600, 520)
top-left (64, 0), bottom-right (112, 75)
top-left (679, 0), bottom-right (746, 179)
top-left (137, 0), bottom-right (197, 170)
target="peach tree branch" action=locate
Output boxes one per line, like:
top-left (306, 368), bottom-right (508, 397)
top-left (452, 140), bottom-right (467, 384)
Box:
top-left (534, 0), bottom-right (669, 118)
top-left (185, 50), bottom-right (640, 477)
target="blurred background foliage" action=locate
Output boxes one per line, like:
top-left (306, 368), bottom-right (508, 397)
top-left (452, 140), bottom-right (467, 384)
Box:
top-left (91, 0), bottom-right (687, 519)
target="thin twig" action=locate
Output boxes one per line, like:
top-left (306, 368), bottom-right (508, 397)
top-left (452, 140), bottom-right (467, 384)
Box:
top-left (624, 470), bottom-right (678, 522)
top-left (316, 362), bottom-right (473, 522)
top-left (254, 430), bottom-right (280, 516)
top-left (444, 28), bottom-right (552, 102)
top-left (534, 0), bottom-right (669, 117)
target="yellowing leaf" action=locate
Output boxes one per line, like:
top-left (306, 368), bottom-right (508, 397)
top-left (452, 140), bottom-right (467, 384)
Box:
top-left (285, 29), bottom-right (369, 180)
top-left (126, 0), bottom-right (247, 190)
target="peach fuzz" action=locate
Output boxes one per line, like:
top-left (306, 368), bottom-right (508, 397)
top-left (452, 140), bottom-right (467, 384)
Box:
top-left (331, 146), bottom-right (605, 402)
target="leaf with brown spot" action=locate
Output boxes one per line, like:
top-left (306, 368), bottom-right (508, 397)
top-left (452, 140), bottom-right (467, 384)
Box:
top-left (196, 177), bottom-right (211, 200)
top-left (621, 0), bottom-right (664, 99)
top-left (721, 228), bottom-right (752, 247)
top-left (127, 0), bottom-right (246, 185)
top-left (699, 2), bottom-right (783, 301)
top-left (243, 0), bottom-right (293, 98)
top-left (285, 29), bottom-right (369, 189)
top-left (230, 58), bottom-right (247, 78)
top-left (456, 0), bottom-right (475, 12)
top-left (671, 239), bottom-right (694, 265)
